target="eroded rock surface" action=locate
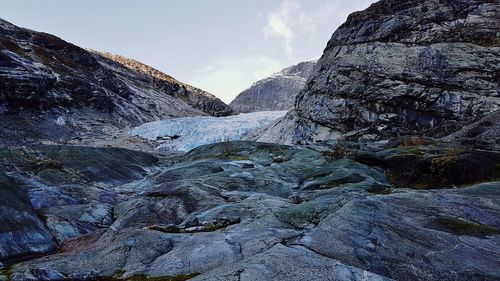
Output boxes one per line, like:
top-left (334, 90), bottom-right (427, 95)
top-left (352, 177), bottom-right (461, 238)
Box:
top-left (0, 141), bottom-right (498, 281)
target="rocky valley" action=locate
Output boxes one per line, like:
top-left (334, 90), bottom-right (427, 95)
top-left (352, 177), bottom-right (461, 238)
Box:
top-left (0, 0), bottom-right (499, 280)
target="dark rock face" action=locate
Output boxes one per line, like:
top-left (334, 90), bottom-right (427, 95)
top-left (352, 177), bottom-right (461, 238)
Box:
top-left (0, 145), bottom-right (157, 263)
top-left (229, 60), bottom-right (316, 113)
top-left (0, 19), bottom-right (233, 146)
top-left (0, 141), bottom-right (498, 281)
top-left (0, 171), bottom-right (56, 262)
top-left (252, 0), bottom-right (500, 144)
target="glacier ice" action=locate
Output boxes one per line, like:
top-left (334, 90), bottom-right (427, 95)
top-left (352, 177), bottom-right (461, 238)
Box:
top-left (129, 111), bottom-right (287, 151)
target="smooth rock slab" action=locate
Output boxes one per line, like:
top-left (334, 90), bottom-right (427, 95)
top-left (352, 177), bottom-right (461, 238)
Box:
top-left (299, 183), bottom-right (500, 280)
top-left (191, 244), bottom-right (391, 281)
top-left (0, 172), bottom-right (56, 262)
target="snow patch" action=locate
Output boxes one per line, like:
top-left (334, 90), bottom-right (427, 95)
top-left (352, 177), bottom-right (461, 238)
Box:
top-left (130, 111), bottom-right (287, 151)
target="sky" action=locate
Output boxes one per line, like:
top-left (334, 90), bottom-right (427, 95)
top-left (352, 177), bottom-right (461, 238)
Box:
top-left (1, 0), bottom-right (377, 103)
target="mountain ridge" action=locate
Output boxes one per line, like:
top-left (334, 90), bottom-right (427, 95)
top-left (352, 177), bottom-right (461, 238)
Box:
top-left (0, 18), bottom-right (233, 147)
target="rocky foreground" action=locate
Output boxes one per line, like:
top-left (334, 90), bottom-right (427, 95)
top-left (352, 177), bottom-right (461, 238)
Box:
top-left (0, 139), bottom-right (499, 281)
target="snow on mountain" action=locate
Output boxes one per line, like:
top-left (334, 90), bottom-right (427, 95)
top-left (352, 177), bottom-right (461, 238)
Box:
top-left (129, 111), bottom-right (287, 151)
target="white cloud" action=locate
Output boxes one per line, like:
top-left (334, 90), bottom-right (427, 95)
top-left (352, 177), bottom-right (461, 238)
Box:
top-left (266, 16), bottom-right (293, 55)
top-left (264, 0), bottom-right (300, 55)
top-left (189, 1), bottom-right (379, 105)
top-left (188, 57), bottom-right (284, 104)
top-left (263, 0), bottom-right (377, 56)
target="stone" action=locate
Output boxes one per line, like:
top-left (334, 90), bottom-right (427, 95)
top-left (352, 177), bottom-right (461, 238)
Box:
top-left (241, 163), bottom-right (254, 169)
top-left (443, 109), bottom-right (500, 150)
top-left (0, 171), bottom-right (57, 261)
top-left (287, 194), bottom-right (303, 204)
top-left (298, 183), bottom-right (500, 280)
top-left (184, 216), bottom-right (200, 228)
top-left (211, 167), bottom-right (225, 173)
top-left (191, 244), bottom-right (390, 281)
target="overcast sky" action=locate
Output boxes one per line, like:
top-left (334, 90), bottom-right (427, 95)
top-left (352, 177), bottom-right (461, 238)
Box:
top-left (1, 0), bottom-right (376, 103)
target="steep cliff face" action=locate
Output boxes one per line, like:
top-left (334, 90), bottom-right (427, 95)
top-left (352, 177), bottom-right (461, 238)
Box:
top-left (0, 19), bottom-right (233, 146)
top-left (251, 0), bottom-right (500, 144)
top-left (229, 60), bottom-right (316, 113)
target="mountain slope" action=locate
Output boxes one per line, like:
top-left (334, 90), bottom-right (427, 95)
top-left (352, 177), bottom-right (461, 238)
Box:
top-left (93, 51), bottom-right (233, 117)
top-left (250, 0), bottom-right (500, 144)
top-left (0, 18), bottom-right (233, 146)
top-left (229, 60), bottom-right (316, 113)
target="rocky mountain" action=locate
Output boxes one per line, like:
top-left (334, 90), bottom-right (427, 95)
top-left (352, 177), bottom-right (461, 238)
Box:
top-left (249, 0), bottom-right (500, 144)
top-left (229, 60), bottom-right (316, 113)
top-left (0, 18), bottom-right (233, 147)
top-left (1, 1), bottom-right (500, 281)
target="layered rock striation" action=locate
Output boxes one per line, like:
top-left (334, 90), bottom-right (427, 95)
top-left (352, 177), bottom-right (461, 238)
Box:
top-left (251, 0), bottom-right (500, 144)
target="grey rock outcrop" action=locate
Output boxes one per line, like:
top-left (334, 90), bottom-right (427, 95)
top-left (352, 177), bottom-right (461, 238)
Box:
top-left (0, 18), bottom-right (233, 147)
top-left (0, 145), bottom-right (158, 263)
top-left (1, 1), bottom-right (500, 280)
top-left (251, 0), bottom-right (500, 144)
top-left (230, 60), bottom-right (316, 113)
top-left (1, 141), bottom-right (498, 280)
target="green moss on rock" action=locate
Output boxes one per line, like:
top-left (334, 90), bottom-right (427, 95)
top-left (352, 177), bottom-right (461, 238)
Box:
top-left (92, 272), bottom-right (199, 281)
top-left (437, 217), bottom-right (500, 237)
top-left (276, 202), bottom-right (318, 228)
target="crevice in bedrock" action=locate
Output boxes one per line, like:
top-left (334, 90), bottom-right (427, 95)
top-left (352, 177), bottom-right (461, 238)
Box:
top-left (144, 216), bottom-right (242, 234)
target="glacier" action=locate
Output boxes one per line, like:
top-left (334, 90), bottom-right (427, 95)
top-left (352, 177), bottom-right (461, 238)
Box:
top-left (129, 111), bottom-right (287, 151)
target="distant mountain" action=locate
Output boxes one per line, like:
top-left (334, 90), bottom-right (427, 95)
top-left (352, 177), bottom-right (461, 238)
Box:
top-left (229, 60), bottom-right (316, 113)
top-left (0, 18), bottom-right (233, 146)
